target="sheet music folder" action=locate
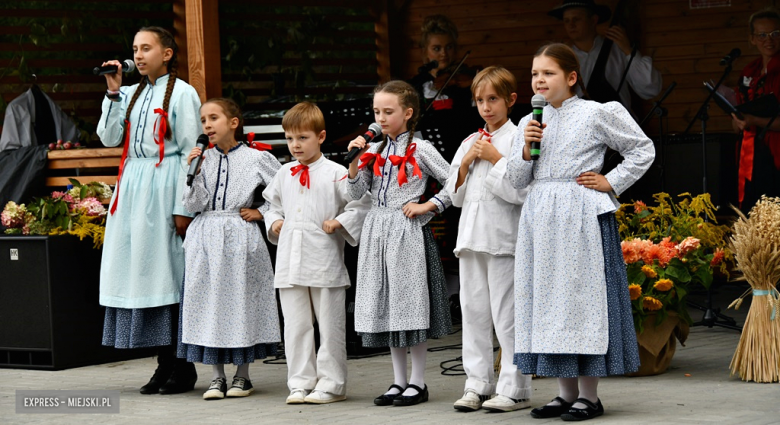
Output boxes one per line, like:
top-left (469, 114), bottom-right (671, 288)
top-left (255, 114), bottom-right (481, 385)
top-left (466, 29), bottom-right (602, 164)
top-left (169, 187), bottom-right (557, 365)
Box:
top-left (704, 81), bottom-right (779, 119)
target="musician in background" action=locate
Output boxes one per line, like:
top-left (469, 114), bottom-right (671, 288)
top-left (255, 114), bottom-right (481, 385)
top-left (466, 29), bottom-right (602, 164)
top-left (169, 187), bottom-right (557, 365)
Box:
top-left (548, 0), bottom-right (662, 112)
top-left (732, 7), bottom-right (780, 211)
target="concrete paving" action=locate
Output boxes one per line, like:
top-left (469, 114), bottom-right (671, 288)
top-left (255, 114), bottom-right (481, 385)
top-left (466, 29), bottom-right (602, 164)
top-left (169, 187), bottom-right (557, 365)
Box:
top-left (1, 284), bottom-right (779, 424)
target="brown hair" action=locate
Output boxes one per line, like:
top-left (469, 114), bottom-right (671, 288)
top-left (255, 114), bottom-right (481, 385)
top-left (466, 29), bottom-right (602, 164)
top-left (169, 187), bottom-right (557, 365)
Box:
top-left (202, 97), bottom-right (245, 142)
top-left (419, 15), bottom-right (458, 50)
top-left (282, 101), bottom-right (326, 134)
top-left (123, 26), bottom-right (178, 142)
top-left (748, 7), bottom-right (780, 35)
top-left (471, 66), bottom-right (517, 114)
top-left (373, 80), bottom-right (420, 157)
top-left (534, 43), bottom-right (589, 99)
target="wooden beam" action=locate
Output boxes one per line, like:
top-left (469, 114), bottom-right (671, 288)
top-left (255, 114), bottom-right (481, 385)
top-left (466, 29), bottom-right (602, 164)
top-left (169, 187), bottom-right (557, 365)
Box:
top-left (172, 0), bottom-right (189, 83)
top-left (184, 0), bottom-right (222, 102)
top-left (375, 1), bottom-right (392, 84)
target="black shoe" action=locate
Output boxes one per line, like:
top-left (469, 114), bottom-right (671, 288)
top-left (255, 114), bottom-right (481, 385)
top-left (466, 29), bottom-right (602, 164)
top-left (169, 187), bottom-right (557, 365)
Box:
top-left (374, 384), bottom-right (405, 406)
top-left (560, 398), bottom-right (604, 421)
top-left (139, 365), bottom-right (174, 395)
top-left (159, 362), bottom-right (198, 395)
top-left (226, 376), bottom-right (254, 397)
top-left (530, 397), bottom-right (574, 419)
top-left (392, 384), bottom-right (428, 406)
top-left (203, 377), bottom-right (228, 400)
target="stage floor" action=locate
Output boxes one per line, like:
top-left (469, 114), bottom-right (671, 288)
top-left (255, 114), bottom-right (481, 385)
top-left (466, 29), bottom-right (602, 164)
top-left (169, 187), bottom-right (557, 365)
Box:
top-left (1, 281), bottom-right (776, 424)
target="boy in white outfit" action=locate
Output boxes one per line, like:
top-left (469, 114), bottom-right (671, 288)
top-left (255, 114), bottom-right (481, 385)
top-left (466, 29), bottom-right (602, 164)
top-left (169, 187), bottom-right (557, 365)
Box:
top-left (263, 102), bottom-right (370, 404)
top-left (445, 66), bottom-right (533, 412)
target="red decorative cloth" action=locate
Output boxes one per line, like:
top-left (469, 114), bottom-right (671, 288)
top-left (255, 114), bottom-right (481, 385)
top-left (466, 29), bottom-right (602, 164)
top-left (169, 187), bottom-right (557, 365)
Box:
top-left (737, 55), bottom-right (780, 204)
top-left (388, 142), bottom-right (422, 186)
top-left (290, 163), bottom-right (310, 188)
top-left (358, 152), bottom-right (386, 177)
top-left (110, 119), bottom-right (133, 215)
top-left (247, 132), bottom-right (272, 151)
top-left (432, 98), bottom-right (454, 110)
top-left (152, 108), bottom-right (168, 167)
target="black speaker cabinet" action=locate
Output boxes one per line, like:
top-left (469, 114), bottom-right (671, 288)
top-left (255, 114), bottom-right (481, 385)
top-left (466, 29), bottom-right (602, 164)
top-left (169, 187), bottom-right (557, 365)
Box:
top-left (0, 235), bottom-right (154, 370)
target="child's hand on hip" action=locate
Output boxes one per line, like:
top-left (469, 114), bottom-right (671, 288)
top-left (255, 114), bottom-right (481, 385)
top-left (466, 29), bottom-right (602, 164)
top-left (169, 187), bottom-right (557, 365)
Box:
top-left (240, 208), bottom-right (262, 222)
top-left (271, 219), bottom-right (284, 235)
top-left (576, 172), bottom-right (613, 192)
top-left (322, 219), bottom-right (342, 234)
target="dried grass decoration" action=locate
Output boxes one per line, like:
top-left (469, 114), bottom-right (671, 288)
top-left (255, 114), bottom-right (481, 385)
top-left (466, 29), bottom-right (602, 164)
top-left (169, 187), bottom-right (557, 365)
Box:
top-left (728, 195), bottom-right (780, 383)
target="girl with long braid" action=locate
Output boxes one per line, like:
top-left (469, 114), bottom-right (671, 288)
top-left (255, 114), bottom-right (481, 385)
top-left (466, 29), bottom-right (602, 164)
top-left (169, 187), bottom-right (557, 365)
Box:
top-left (346, 80), bottom-right (452, 407)
top-left (97, 26), bottom-right (201, 395)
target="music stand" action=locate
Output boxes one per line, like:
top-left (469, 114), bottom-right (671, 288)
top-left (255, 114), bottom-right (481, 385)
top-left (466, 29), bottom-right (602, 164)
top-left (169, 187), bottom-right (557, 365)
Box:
top-left (640, 81), bottom-right (677, 192)
top-left (683, 60), bottom-right (742, 331)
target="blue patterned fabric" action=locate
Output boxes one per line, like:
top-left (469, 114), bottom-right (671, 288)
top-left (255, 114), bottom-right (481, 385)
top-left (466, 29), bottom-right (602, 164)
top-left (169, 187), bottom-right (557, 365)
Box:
top-left (102, 305), bottom-right (175, 349)
top-left (514, 213), bottom-right (640, 377)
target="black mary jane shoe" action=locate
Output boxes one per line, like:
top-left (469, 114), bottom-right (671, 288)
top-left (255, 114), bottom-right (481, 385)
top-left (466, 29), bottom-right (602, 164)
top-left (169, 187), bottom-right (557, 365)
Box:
top-left (530, 397), bottom-right (574, 419)
top-left (374, 384), bottom-right (405, 406)
top-left (392, 384), bottom-right (428, 407)
top-left (560, 398), bottom-right (604, 421)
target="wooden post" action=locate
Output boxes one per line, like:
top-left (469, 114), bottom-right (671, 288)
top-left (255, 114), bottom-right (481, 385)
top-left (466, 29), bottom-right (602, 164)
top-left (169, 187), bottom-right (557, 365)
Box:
top-left (375, 1), bottom-right (392, 84)
top-left (183, 0), bottom-right (222, 102)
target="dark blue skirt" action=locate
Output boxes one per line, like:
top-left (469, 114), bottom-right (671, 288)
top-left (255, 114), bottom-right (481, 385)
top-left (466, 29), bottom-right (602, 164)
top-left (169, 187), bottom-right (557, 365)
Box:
top-left (102, 305), bottom-right (175, 349)
top-left (513, 213), bottom-right (640, 378)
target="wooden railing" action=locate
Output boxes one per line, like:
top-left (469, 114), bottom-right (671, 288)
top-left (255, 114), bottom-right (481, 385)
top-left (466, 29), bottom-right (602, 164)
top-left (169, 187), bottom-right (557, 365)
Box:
top-left (45, 148), bottom-right (122, 187)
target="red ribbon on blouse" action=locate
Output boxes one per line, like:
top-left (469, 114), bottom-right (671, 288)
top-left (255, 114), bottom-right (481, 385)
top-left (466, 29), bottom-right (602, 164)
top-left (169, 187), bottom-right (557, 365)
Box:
top-left (388, 142), bottom-right (422, 186)
top-left (432, 98), bottom-right (453, 110)
top-left (109, 119), bottom-right (133, 215)
top-left (152, 108), bottom-right (168, 167)
top-left (247, 132), bottom-right (272, 151)
top-left (358, 152), bottom-right (386, 177)
top-left (290, 163), bottom-right (310, 188)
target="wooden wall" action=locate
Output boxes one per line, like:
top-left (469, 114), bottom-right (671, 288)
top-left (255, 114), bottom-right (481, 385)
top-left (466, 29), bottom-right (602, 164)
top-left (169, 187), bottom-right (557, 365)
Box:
top-left (398, 0), bottom-right (778, 135)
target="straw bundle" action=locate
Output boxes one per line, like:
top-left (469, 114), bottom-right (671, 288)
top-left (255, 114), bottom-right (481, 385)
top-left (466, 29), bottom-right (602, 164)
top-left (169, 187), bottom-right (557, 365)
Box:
top-left (728, 196), bottom-right (780, 383)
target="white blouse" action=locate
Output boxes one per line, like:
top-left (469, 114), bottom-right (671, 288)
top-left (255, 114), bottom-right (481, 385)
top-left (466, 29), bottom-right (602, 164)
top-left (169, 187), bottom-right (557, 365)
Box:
top-left (263, 155), bottom-right (370, 289)
top-left (445, 120), bottom-right (527, 257)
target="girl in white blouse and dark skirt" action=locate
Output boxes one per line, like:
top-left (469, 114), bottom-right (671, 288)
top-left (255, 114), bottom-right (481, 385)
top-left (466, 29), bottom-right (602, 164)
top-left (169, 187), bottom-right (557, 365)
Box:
top-left (510, 43), bottom-right (654, 421)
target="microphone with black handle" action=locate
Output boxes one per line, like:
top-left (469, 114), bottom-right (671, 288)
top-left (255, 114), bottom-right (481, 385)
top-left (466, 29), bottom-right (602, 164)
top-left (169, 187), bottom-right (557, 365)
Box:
top-left (530, 94), bottom-right (546, 161)
top-left (344, 123), bottom-right (383, 164)
top-left (94, 59), bottom-right (135, 76)
top-left (186, 134), bottom-right (211, 187)
top-left (719, 48), bottom-right (741, 66)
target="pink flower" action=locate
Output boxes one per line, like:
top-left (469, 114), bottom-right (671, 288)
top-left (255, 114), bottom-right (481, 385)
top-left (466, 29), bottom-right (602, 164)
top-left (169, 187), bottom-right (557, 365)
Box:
top-left (74, 197), bottom-right (107, 217)
top-left (621, 240), bottom-right (641, 264)
top-left (678, 237), bottom-right (701, 258)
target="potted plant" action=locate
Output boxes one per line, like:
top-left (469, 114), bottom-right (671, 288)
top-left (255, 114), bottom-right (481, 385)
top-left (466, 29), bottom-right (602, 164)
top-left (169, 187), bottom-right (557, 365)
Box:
top-left (616, 192), bottom-right (732, 376)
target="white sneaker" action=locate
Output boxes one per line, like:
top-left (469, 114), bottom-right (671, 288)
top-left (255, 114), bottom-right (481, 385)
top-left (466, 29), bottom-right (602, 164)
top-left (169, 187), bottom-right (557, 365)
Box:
top-left (453, 389), bottom-right (487, 412)
top-left (304, 390), bottom-right (347, 404)
top-left (286, 389), bottom-right (310, 404)
top-left (482, 395), bottom-right (532, 412)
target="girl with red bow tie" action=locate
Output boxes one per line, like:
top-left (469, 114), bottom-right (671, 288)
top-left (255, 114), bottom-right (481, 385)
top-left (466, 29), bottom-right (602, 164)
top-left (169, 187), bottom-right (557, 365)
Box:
top-left (346, 80), bottom-right (453, 407)
top-left (179, 98), bottom-right (282, 400)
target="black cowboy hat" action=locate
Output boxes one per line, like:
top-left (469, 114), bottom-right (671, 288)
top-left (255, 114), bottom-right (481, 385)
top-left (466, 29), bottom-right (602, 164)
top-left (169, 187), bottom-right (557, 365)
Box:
top-left (548, 0), bottom-right (612, 24)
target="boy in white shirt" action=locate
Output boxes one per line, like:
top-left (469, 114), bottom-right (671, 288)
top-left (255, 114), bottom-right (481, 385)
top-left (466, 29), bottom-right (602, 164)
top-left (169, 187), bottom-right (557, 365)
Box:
top-left (263, 102), bottom-right (370, 404)
top-left (445, 66), bottom-right (533, 413)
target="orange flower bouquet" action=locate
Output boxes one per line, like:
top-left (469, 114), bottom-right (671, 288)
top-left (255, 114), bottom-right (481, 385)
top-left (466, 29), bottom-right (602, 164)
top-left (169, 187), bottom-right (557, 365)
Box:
top-left (617, 193), bottom-right (732, 334)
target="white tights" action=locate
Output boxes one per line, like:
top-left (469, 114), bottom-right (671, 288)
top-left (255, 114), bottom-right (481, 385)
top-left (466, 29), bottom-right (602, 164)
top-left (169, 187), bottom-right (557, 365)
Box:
top-left (384, 342), bottom-right (428, 396)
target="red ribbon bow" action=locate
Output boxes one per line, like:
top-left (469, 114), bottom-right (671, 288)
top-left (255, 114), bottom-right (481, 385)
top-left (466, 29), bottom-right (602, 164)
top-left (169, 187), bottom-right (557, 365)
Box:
top-left (432, 98), bottom-right (453, 110)
top-left (290, 163), bottom-right (310, 188)
top-left (358, 152), bottom-right (386, 177)
top-left (477, 128), bottom-right (492, 143)
top-left (110, 119), bottom-right (133, 215)
top-left (388, 142), bottom-right (422, 186)
top-left (152, 108), bottom-right (168, 167)
top-left (247, 132), bottom-right (272, 152)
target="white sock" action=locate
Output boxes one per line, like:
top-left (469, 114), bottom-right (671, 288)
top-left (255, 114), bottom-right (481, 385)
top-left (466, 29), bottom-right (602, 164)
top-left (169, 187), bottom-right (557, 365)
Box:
top-left (212, 364), bottom-right (226, 380)
top-left (386, 347), bottom-right (407, 395)
top-left (574, 376), bottom-right (599, 408)
top-left (549, 377), bottom-right (578, 405)
top-left (235, 363), bottom-right (250, 380)
top-left (403, 342), bottom-right (427, 396)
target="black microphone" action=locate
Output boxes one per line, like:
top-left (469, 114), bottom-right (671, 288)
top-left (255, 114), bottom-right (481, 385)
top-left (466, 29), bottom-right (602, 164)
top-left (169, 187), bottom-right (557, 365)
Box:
top-left (93, 59), bottom-right (135, 76)
top-left (719, 48), bottom-right (741, 66)
top-left (344, 123), bottom-right (383, 164)
top-left (417, 60), bottom-right (439, 75)
top-left (530, 94), bottom-right (546, 161)
top-left (187, 134), bottom-right (210, 187)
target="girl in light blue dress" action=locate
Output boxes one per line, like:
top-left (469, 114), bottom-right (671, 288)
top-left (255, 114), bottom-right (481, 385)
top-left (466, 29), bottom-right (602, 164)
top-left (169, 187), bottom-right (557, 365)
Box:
top-left (509, 43), bottom-right (654, 421)
top-left (98, 26), bottom-right (201, 395)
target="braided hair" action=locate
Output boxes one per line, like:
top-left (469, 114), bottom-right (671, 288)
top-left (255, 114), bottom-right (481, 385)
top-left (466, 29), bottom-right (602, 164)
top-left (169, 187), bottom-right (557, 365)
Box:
top-left (373, 80), bottom-right (421, 159)
top-left (122, 26), bottom-right (178, 142)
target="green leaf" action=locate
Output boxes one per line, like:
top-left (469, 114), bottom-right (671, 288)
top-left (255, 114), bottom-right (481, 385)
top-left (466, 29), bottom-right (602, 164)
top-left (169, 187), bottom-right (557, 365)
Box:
top-left (694, 267), bottom-right (714, 289)
top-left (80, 186), bottom-right (87, 199)
top-left (676, 285), bottom-right (687, 301)
top-left (69, 178), bottom-right (81, 187)
top-left (666, 264), bottom-right (691, 283)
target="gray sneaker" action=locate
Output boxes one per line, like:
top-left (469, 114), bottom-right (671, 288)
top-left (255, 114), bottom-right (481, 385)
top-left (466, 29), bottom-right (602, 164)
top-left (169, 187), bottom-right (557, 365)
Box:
top-left (482, 395), bottom-right (532, 412)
